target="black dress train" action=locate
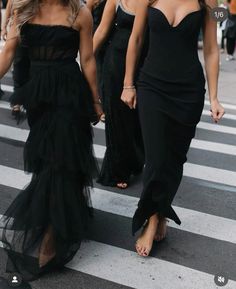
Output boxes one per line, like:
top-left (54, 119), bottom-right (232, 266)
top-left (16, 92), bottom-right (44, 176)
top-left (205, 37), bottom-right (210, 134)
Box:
top-left (0, 23), bottom-right (98, 280)
top-left (97, 1), bottom-right (144, 186)
top-left (132, 5), bottom-right (207, 234)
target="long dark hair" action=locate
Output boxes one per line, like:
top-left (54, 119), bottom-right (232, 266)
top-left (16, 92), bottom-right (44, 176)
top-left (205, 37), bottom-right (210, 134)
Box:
top-left (199, 0), bottom-right (211, 11)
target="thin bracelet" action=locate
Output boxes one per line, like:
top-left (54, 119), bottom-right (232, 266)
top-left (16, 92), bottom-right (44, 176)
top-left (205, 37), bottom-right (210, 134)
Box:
top-left (123, 85), bottom-right (135, 90)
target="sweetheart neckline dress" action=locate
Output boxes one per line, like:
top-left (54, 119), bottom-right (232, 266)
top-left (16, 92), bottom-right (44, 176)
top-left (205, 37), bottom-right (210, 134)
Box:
top-left (132, 5), bottom-right (206, 234)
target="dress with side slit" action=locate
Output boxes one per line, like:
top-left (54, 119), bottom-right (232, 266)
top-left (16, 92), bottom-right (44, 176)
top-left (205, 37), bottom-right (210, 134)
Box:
top-left (132, 4), bottom-right (206, 234)
top-left (0, 22), bottom-right (98, 280)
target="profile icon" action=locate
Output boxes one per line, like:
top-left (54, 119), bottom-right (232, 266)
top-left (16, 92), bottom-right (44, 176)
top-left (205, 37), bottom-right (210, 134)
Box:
top-left (12, 276), bottom-right (19, 283)
top-left (7, 273), bottom-right (23, 287)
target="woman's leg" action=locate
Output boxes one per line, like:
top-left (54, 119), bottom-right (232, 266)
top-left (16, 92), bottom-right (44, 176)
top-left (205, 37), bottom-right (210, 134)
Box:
top-left (133, 88), bottom-right (196, 256)
top-left (134, 102), bottom-right (170, 256)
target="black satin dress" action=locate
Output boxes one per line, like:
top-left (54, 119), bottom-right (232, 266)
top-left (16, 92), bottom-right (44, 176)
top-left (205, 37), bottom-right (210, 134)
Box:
top-left (97, 2), bottom-right (144, 186)
top-left (132, 5), bottom-right (206, 234)
top-left (0, 23), bottom-right (98, 280)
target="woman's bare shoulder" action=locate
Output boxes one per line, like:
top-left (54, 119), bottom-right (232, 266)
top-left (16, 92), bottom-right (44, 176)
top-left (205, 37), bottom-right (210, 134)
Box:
top-left (73, 4), bottom-right (93, 30)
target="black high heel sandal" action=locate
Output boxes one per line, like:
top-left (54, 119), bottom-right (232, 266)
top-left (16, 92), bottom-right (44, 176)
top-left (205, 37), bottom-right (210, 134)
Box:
top-left (11, 105), bottom-right (25, 124)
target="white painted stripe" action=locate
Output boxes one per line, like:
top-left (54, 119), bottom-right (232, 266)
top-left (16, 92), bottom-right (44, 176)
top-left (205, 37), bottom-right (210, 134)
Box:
top-left (0, 124), bottom-right (105, 158)
top-left (67, 240), bottom-right (236, 289)
top-left (205, 99), bottom-right (236, 111)
top-left (2, 82), bottom-right (236, 112)
top-left (1, 123), bottom-right (236, 158)
top-left (92, 121), bottom-right (236, 136)
top-left (0, 238), bottom-right (235, 289)
top-left (2, 145), bottom-right (236, 188)
top-left (1, 84), bottom-right (13, 93)
top-left (197, 122), bottom-right (236, 135)
top-left (202, 109), bottom-right (236, 121)
top-left (95, 120), bottom-right (236, 135)
top-left (91, 188), bottom-right (236, 244)
top-left (184, 162), bottom-right (236, 187)
top-left (0, 101), bottom-right (11, 110)
top-left (0, 124), bottom-right (28, 142)
top-left (1, 102), bottom-right (236, 123)
top-left (191, 139), bottom-right (236, 156)
top-left (0, 165), bottom-right (236, 244)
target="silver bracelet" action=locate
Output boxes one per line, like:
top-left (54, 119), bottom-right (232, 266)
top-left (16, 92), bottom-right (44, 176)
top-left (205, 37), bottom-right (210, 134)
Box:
top-left (123, 85), bottom-right (135, 90)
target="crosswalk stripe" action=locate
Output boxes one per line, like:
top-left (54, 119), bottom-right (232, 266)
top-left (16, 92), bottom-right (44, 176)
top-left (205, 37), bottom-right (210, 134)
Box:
top-left (91, 188), bottom-right (236, 244)
top-left (197, 122), bottom-right (236, 135)
top-left (1, 84), bottom-right (13, 93)
top-left (1, 101), bottom-right (236, 123)
top-left (205, 99), bottom-right (236, 111)
top-left (93, 121), bottom-right (236, 136)
top-left (66, 240), bottom-right (236, 289)
top-left (0, 101), bottom-right (11, 110)
top-left (0, 123), bottom-right (106, 158)
top-left (1, 124), bottom-right (236, 186)
top-left (0, 238), bottom-right (234, 289)
top-left (191, 139), bottom-right (236, 156)
top-left (2, 80), bottom-right (236, 112)
top-left (1, 114), bottom-right (235, 138)
top-left (202, 109), bottom-right (236, 121)
top-left (0, 164), bottom-right (236, 244)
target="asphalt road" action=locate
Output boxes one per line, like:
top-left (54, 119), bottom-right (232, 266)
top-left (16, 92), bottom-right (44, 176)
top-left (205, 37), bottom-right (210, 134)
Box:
top-left (0, 46), bottom-right (236, 289)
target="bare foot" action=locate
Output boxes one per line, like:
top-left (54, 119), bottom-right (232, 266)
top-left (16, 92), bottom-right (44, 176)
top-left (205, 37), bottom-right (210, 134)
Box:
top-left (39, 226), bottom-right (56, 268)
top-left (117, 182), bottom-right (128, 189)
top-left (154, 217), bottom-right (169, 242)
top-left (135, 214), bottom-right (159, 257)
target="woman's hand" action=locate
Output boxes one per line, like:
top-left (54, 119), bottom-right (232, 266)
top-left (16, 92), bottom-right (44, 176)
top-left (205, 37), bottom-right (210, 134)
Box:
top-left (1, 27), bottom-right (8, 41)
top-left (94, 102), bottom-right (105, 122)
top-left (210, 98), bottom-right (225, 123)
top-left (121, 88), bottom-right (137, 109)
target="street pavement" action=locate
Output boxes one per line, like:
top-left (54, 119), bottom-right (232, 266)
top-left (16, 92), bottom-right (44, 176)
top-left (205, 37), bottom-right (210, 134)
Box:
top-left (0, 40), bottom-right (236, 289)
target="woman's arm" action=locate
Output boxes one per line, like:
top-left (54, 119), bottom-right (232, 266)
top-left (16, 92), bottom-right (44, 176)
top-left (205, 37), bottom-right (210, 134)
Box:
top-left (0, 14), bottom-right (19, 79)
top-left (76, 6), bottom-right (103, 117)
top-left (1, 0), bottom-right (13, 40)
top-left (93, 0), bottom-right (116, 54)
top-left (121, 0), bottom-right (149, 109)
top-left (86, 0), bottom-right (95, 11)
top-left (203, 0), bottom-right (225, 122)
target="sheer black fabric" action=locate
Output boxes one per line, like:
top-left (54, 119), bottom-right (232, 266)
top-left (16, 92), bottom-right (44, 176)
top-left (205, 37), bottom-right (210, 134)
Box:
top-left (97, 5), bottom-right (144, 186)
top-left (0, 23), bottom-right (98, 280)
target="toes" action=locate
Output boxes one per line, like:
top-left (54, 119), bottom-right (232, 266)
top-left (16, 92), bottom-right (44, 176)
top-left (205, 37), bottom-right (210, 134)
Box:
top-left (142, 247), bottom-right (150, 257)
top-left (135, 242), bottom-right (142, 255)
top-left (117, 183), bottom-right (128, 189)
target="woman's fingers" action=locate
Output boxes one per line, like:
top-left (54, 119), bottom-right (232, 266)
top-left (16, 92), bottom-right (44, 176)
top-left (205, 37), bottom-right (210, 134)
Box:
top-left (133, 95), bottom-right (137, 109)
top-left (217, 109), bottom-right (225, 120)
top-left (121, 89), bottom-right (137, 109)
top-left (211, 109), bottom-right (225, 123)
top-left (211, 110), bottom-right (219, 122)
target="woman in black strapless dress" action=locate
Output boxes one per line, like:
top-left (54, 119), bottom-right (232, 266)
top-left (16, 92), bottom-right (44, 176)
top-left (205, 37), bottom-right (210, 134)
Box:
top-left (0, 0), bottom-right (103, 280)
top-left (121, 0), bottom-right (225, 256)
top-left (87, 0), bottom-right (107, 105)
top-left (94, 0), bottom-right (144, 189)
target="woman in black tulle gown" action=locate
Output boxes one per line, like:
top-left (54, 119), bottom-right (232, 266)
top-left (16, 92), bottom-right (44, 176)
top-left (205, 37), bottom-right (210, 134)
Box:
top-left (0, 0), bottom-right (104, 281)
top-left (94, 0), bottom-right (144, 189)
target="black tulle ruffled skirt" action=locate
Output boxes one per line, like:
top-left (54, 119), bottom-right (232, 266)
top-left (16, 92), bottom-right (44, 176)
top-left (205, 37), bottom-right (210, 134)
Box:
top-left (0, 59), bottom-right (98, 280)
